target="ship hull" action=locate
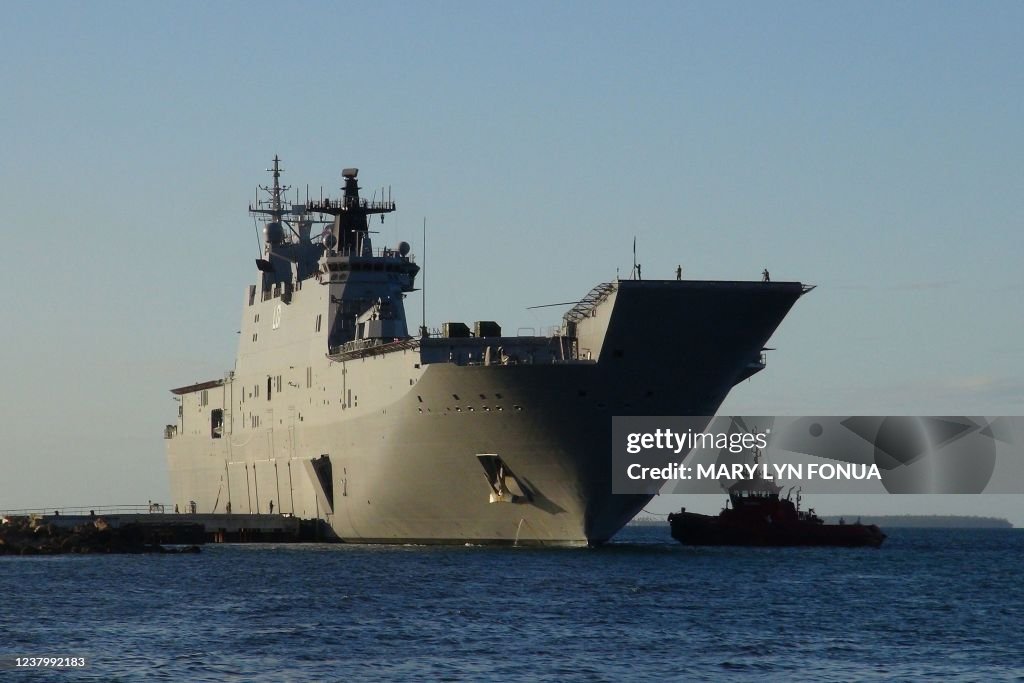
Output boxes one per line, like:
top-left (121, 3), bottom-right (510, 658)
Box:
top-left (169, 363), bottom-right (687, 545)
top-left (167, 280), bottom-right (807, 545)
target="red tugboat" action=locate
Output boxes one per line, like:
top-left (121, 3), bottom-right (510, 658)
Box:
top-left (668, 452), bottom-right (886, 548)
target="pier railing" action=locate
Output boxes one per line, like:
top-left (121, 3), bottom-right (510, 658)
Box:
top-left (1, 504), bottom-right (171, 517)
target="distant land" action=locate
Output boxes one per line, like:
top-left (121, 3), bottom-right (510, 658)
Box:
top-left (629, 515), bottom-right (1013, 529)
top-left (820, 515), bottom-right (1013, 529)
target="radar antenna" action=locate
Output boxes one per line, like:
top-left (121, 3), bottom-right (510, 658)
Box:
top-left (307, 167), bottom-right (396, 253)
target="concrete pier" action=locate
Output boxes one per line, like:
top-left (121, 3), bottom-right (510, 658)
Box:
top-left (4, 508), bottom-right (332, 544)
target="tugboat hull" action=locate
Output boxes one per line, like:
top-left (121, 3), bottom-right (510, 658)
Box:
top-left (668, 510), bottom-right (886, 548)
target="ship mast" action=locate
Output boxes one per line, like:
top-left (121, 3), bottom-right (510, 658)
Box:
top-left (250, 155), bottom-right (290, 222)
top-left (248, 156), bottom-right (324, 287)
top-left (307, 168), bottom-right (396, 254)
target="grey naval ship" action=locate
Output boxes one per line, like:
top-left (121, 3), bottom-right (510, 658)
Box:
top-left (165, 158), bottom-right (811, 546)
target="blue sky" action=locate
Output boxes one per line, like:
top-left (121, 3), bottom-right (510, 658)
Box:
top-left (2, 2), bottom-right (1022, 521)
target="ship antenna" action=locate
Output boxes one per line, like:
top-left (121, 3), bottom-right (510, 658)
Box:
top-left (270, 155), bottom-right (281, 215)
top-left (420, 217), bottom-right (427, 337)
top-left (631, 236), bottom-right (638, 280)
top-left (252, 215), bottom-right (262, 257)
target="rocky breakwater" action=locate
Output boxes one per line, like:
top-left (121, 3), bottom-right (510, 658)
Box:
top-left (0, 515), bottom-right (201, 555)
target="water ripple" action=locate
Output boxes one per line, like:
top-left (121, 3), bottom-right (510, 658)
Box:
top-left (1, 528), bottom-right (1022, 681)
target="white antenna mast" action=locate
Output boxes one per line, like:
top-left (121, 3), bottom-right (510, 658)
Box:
top-left (420, 217), bottom-right (427, 337)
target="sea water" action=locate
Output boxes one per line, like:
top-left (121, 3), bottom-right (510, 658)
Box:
top-left (2, 527), bottom-right (1022, 681)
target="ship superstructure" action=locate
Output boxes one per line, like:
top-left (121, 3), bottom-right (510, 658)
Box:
top-left (166, 159), bottom-right (811, 545)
